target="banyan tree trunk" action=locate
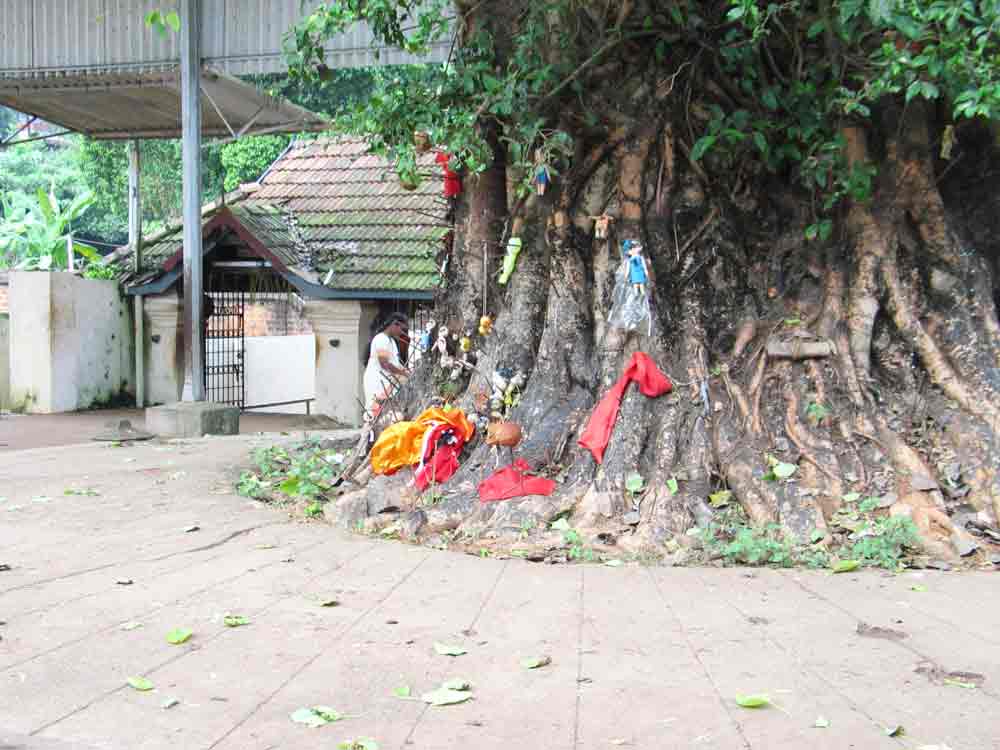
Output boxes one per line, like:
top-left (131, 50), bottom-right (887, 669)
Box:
top-left (335, 81), bottom-right (1000, 564)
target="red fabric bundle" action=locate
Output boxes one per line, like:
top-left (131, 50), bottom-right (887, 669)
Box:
top-left (578, 352), bottom-right (672, 464)
top-left (414, 441), bottom-right (463, 490)
top-left (478, 459), bottom-right (556, 502)
top-left (436, 152), bottom-right (462, 197)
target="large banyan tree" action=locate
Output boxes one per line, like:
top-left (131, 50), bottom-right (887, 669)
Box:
top-left (287, 0), bottom-right (1000, 560)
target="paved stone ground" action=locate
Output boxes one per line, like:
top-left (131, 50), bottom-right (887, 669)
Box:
top-left (0, 409), bottom-right (340, 452)
top-left (1, 434), bottom-right (998, 750)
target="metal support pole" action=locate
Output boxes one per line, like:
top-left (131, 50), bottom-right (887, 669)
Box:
top-left (129, 140), bottom-right (145, 408)
top-left (180, 0), bottom-right (204, 401)
top-left (129, 140), bottom-right (142, 274)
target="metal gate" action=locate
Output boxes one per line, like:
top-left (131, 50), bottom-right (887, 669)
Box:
top-left (204, 290), bottom-right (246, 409)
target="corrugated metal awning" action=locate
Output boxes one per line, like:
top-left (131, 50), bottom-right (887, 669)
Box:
top-left (0, 66), bottom-right (327, 139)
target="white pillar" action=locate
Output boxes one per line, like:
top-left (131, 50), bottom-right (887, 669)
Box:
top-left (143, 293), bottom-right (185, 405)
top-left (302, 300), bottom-right (377, 426)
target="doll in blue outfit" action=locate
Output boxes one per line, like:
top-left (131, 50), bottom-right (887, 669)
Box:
top-left (623, 239), bottom-right (649, 296)
top-left (607, 238), bottom-right (653, 334)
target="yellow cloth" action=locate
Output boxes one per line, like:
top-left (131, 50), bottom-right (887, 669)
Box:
top-left (370, 407), bottom-right (476, 475)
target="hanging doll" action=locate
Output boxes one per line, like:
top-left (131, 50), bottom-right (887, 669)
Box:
top-left (434, 325), bottom-right (454, 369)
top-left (592, 214), bottom-right (614, 240)
top-left (410, 319), bottom-right (436, 365)
top-left (607, 239), bottom-right (653, 335)
top-left (533, 149), bottom-right (550, 195)
top-left (457, 328), bottom-right (478, 378)
top-left (624, 239), bottom-right (649, 296)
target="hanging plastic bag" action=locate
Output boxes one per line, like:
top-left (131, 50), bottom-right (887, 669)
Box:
top-left (607, 240), bottom-right (653, 334)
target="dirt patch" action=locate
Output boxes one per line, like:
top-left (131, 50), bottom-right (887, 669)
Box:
top-left (856, 621), bottom-right (908, 640)
top-left (915, 662), bottom-right (986, 688)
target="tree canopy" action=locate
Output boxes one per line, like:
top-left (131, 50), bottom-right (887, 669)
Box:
top-left (288, 0), bottom-right (1000, 236)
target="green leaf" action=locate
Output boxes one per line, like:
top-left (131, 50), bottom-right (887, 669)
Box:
top-left (625, 472), bottom-right (645, 493)
top-left (910, 584), bottom-right (927, 592)
top-left (521, 656), bottom-right (552, 670)
top-left (166, 628), bottom-right (193, 645)
top-left (290, 706), bottom-right (343, 727)
top-left (165, 11), bottom-right (181, 32)
top-left (35, 188), bottom-right (55, 222)
top-left (338, 739), bottom-right (379, 750)
top-left (842, 492), bottom-right (861, 503)
top-left (280, 478), bottom-right (301, 495)
top-left (885, 724), bottom-right (905, 737)
top-left (441, 679), bottom-right (472, 691)
top-left (806, 20), bottom-right (826, 39)
top-left (433, 642), bottom-right (467, 656)
top-left (319, 599), bottom-right (340, 607)
top-left (772, 462), bottom-right (798, 480)
top-left (810, 528), bottom-right (825, 543)
top-left (943, 678), bottom-right (977, 689)
top-left (393, 686), bottom-right (412, 698)
top-left (813, 716), bottom-right (830, 728)
top-left (550, 517), bottom-right (571, 532)
top-left (691, 135), bottom-right (717, 162)
top-left (127, 676), bottom-right (154, 691)
top-left (422, 688), bottom-right (473, 706)
top-left (666, 477), bottom-right (679, 495)
top-left (762, 89), bottom-right (778, 111)
top-left (709, 490), bottom-right (732, 508)
top-left (735, 694), bottom-right (771, 708)
top-left (224, 615), bottom-right (249, 627)
top-left (73, 243), bottom-right (102, 262)
top-left (832, 560), bottom-right (860, 573)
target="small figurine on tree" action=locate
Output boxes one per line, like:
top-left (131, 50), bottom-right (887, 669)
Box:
top-left (623, 239), bottom-right (649, 296)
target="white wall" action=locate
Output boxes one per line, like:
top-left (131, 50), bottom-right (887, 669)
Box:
top-left (0, 313), bottom-right (9, 411)
top-left (8, 272), bottom-right (132, 413)
top-left (208, 334), bottom-right (315, 413)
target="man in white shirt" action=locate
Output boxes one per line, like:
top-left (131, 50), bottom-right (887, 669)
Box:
top-left (363, 312), bottom-right (410, 418)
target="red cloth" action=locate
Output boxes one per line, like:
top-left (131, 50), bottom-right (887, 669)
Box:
top-left (578, 352), bottom-right (672, 464)
top-left (436, 152), bottom-right (462, 197)
top-left (414, 441), bottom-right (463, 490)
top-left (478, 458), bottom-right (556, 502)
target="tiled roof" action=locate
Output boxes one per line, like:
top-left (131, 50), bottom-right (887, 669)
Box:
top-left (122, 137), bottom-right (450, 295)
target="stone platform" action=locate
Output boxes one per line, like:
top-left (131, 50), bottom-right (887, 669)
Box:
top-left (145, 400), bottom-right (239, 438)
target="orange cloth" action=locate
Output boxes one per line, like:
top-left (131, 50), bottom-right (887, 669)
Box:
top-left (370, 407), bottom-right (475, 475)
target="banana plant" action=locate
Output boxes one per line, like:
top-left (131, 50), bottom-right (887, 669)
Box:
top-left (0, 187), bottom-right (99, 271)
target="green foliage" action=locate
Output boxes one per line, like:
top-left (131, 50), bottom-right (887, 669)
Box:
top-left (702, 492), bottom-right (920, 569)
top-left (624, 472), bottom-right (645, 495)
top-left (285, 0), bottom-right (1000, 239)
top-left (550, 516), bottom-right (595, 561)
top-left (239, 440), bottom-right (346, 507)
top-left (238, 471), bottom-right (271, 499)
top-left (0, 187), bottom-right (99, 270)
top-left (145, 9), bottom-right (181, 37)
top-left (701, 516), bottom-right (795, 566)
top-left (220, 135), bottom-right (292, 192)
top-left (82, 262), bottom-right (118, 280)
top-left (0, 106), bottom-right (17, 138)
top-left (763, 454), bottom-right (798, 481)
top-left (849, 516), bottom-right (920, 569)
top-left (77, 139), bottom-right (225, 239)
top-left (806, 401), bottom-right (831, 426)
